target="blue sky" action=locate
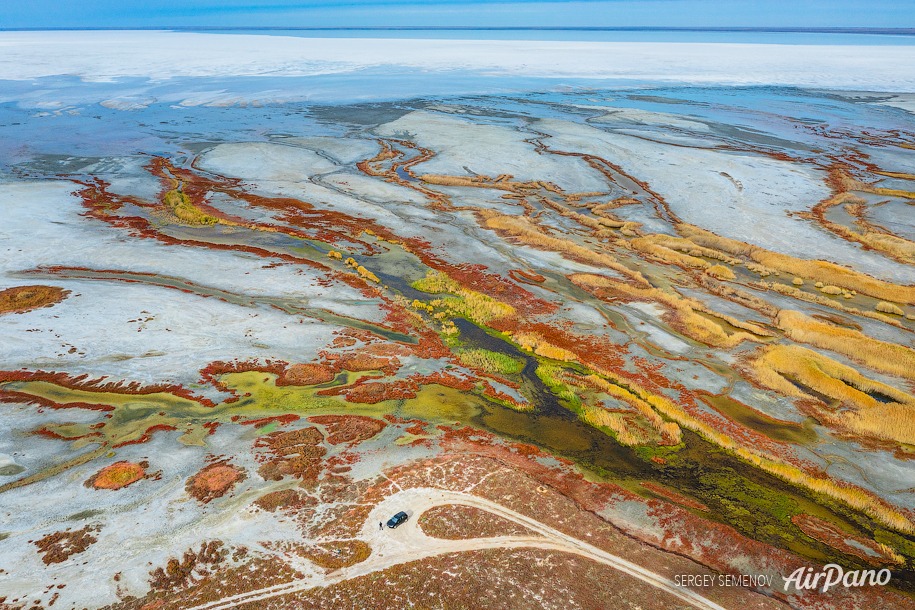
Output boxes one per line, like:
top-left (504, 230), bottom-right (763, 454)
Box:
top-left (0, 0), bottom-right (912, 29)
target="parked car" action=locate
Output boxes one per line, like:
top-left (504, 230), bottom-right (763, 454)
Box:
top-left (386, 511), bottom-right (409, 528)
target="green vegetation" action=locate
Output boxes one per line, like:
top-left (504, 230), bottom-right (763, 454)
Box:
top-left (698, 468), bottom-right (799, 545)
top-left (458, 348), bottom-right (523, 375)
top-left (411, 271), bottom-right (514, 325)
top-left (535, 363), bottom-right (582, 408)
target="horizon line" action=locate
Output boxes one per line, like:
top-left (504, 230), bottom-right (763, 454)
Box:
top-left (2, 26), bottom-right (914, 35)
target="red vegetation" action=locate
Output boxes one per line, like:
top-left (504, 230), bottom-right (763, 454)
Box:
top-left (237, 414), bottom-right (300, 428)
top-left (640, 481), bottom-right (709, 512)
top-left (254, 426), bottom-right (326, 485)
top-left (199, 359), bottom-right (288, 389)
top-left (280, 363), bottom-right (336, 386)
top-left (32, 525), bottom-right (99, 565)
top-left (113, 423), bottom-right (178, 448)
top-left (337, 352), bottom-right (400, 374)
top-left (186, 460), bottom-right (246, 504)
top-left (509, 269), bottom-right (546, 284)
top-left (253, 488), bottom-right (313, 512)
top-left (317, 371), bottom-right (474, 405)
top-left (792, 514), bottom-right (900, 566)
top-left (149, 541), bottom-right (227, 592)
top-left (33, 426), bottom-right (101, 442)
top-left (307, 415), bottom-right (386, 445)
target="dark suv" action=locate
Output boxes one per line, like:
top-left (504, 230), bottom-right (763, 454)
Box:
top-left (386, 511), bottom-right (409, 528)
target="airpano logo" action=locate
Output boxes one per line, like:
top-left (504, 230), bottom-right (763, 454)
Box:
top-left (783, 564), bottom-right (891, 593)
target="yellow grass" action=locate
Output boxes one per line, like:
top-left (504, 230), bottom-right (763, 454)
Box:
top-left (776, 310), bottom-right (915, 381)
top-left (412, 271), bottom-right (514, 324)
top-left (570, 273), bottom-right (766, 347)
top-left (480, 211), bottom-right (649, 286)
top-left (630, 234), bottom-right (740, 268)
top-left (874, 171), bottom-right (915, 180)
top-left (811, 192), bottom-right (915, 263)
top-left (344, 257), bottom-right (380, 283)
top-left (514, 332), bottom-right (578, 362)
top-left (873, 187), bottom-right (915, 200)
top-left (768, 283), bottom-right (907, 329)
top-left (750, 344), bottom-right (915, 447)
top-left (457, 349), bottom-right (523, 375)
top-left (679, 223), bottom-right (915, 304)
top-left (629, 236), bottom-right (710, 269)
top-left (420, 173), bottom-right (527, 193)
top-left (582, 374), bottom-right (681, 445)
top-left (706, 264), bottom-right (736, 280)
top-left (696, 275), bottom-right (780, 317)
top-left (580, 406), bottom-right (646, 446)
top-left (163, 190), bottom-right (217, 225)
top-left (517, 314), bottom-right (915, 532)
top-left (876, 301), bottom-right (905, 316)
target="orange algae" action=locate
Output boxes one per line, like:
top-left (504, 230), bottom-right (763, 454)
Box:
top-left (87, 461), bottom-right (146, 490)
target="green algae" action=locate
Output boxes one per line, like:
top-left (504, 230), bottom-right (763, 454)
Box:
top-left (700, 393), bottom-right (818, 445)
top-left (5, 364), bottom-right (915, 587)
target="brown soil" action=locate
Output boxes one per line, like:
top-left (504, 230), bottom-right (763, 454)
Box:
top-left (32, 525), bottom-right (100, 565)
top-left (86, 461), bottom-right (147, 490)
top-left (0, 285), bottom-right (69, 315)
top-left (186, 461), bottom-right (246, 504)
top-left (247, 548), bottom-right (699, 610)
top-left (419, 504), bottom-right (532, 539)
top-left (298, 540), bottom-right (371, 569)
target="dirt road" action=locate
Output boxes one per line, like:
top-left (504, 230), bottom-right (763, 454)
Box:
top-left (188, 486), bottom-right (727, 610)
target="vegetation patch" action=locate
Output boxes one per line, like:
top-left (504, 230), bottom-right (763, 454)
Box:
top-left (281, 363), bottom-right (336, 386)
top-left (0, 285), bottom-right (69, 315)
top-left (792, 513), bottom-right (903, 566)
top-left (412, 270), bottom-right (514, 325)
top-left (776, 309), bottom-right (915, 382)
top-left (149, 541), bottom-right (227, 592)
top-left (419, 504), bottom-right (531, 539)
top-left (749, 343), bottom-right (915, 446)
top-left (163, 189), bottom-right (217, 225)
top-left (458, 348), bottom-right (523, 375)
top-left (307, 414), bottom-right (386, 445)
top-left (33, 525), bottom-right (100, 565)
top-left (254, 426), bottom-right (326, 484)
top-left (186, 460), bottom-right (246, 504)
top-left (253, 488), bottom-right (310, 512)
top-left (299, 539), bottom-right (371, 569)
top-left (86, 460), bottom-right (147, 490)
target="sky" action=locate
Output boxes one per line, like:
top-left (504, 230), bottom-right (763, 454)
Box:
top-left (0, 0), bottom-right (913, 30)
